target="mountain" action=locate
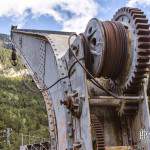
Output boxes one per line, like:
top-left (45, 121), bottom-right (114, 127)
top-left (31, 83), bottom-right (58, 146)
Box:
top-left (0, 33), bottom-right (11, 49)
top-left (0, 34), bottom-right (9, 42)
top-left (0, 48), bottom-right (49, 150)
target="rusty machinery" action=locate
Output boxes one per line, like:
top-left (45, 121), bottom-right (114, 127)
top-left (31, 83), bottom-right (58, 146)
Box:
top-left (11, 7), bottom-right (150, 150)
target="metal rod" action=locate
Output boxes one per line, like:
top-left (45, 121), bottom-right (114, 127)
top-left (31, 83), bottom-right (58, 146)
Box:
top-left (89, 96), bottom-right (143, 107)
top-left (90, 98), bottom-right (120, 107)
top-left (90, 96), bottom-right (143, 100)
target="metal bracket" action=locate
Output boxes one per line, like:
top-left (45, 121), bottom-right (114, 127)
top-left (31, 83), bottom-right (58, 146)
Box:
top-left (60, 92), bottom-right (83, 118)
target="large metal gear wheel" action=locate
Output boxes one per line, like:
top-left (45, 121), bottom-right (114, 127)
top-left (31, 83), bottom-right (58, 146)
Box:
top-left (112, 7), bottom-right (150, 94)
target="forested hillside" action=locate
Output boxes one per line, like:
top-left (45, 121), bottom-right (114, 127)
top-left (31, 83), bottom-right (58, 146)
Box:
top-left (0, 48), bottom-right (49, 150)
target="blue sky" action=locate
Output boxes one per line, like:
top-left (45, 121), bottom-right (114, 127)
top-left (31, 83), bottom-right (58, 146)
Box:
top-left (0, 0), bottom-right (149, 34)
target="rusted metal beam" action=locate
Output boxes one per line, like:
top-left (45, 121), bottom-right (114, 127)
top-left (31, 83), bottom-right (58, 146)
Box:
top-left (89, 96), bottom-right (143, 107)
top-left (91, 96), bottom-right (143, 100)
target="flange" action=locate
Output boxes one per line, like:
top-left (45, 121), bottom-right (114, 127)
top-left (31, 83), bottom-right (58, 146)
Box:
top-left (84, 18), bottom-right (105, 77)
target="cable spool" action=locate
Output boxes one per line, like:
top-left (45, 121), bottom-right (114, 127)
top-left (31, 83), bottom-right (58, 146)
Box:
top-left (84, 19), bottom-right (128, 80)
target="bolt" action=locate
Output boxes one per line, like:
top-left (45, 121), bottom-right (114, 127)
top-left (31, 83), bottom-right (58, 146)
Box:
top-left (68, 132), bottom-right (73, 137)
top-left (60, 100), bottom-right (64, 105)
top-left (73, 141), bottom-right (82, 149)
top-left (67, 122), bottom-right (72, 126)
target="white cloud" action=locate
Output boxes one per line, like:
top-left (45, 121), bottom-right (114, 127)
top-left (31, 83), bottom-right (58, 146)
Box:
top-left (0, 0), bottom-right (62, 21)
top-left (59, 0), bottom-right (99, 32)
top-left (127, 0), bottom-right (150, 7)
top-left (0, 0), bottom-right (99, 33)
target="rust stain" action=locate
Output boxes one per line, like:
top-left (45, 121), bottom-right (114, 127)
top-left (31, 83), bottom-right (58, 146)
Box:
top-left (105, 146), bottom-right (132, 150)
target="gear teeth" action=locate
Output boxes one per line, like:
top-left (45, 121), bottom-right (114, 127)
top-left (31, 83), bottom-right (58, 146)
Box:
top-left (136, 62), bottom-right (150, 68)
top-left (127, 84), bottom-right (141, 89)
top-left (136, 23), bottom-right (149, 29)
top-left (131, 11), bottom-right (144, 15)
top-left (138, 48), bottom-right (150, 55)
top-left (137, 56), bottom-right (150, 62)
top-left (138, 36), bottom-right (150, 42)
top-left (136, 68), bottom-right (149, 73)
top-left (128, 8), bottom-right (140, 12)
top-left (122, 7), bottom-right (127, 12)
top-left (130, 78), bottom-right (143, 83)
top-left (91, 114), bottom-right (105, 150)
top-left (135, 18), bottom-right (148, 24)
top-left (133, 14), bottom-right (146, 19)
top-left (138, 42), bottom-right (150, 49)
top-left (112, 7), bottom-right (150, 94)
top-left (137, 29), bottom-right (150, 35)
top-left (134, 74), bottom-right (147, 79)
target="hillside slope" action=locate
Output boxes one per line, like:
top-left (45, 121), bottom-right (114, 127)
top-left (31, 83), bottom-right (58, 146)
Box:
top-left (0, 48), bottom-right (49, 150)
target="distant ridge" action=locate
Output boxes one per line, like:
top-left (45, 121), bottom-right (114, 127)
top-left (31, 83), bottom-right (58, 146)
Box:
top-left (0, 33), bottom-right (10, 42)
top-left (0, 33), bottom-right (11, 49)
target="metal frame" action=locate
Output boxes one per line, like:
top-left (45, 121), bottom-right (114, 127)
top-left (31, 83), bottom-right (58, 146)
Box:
top-left (11, 26), bottom-right (150, 150)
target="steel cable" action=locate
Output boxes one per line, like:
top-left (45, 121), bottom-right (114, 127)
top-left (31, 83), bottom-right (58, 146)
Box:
top-left (68, 33), bottom-right (120, 98)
